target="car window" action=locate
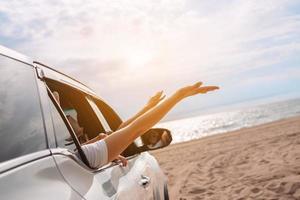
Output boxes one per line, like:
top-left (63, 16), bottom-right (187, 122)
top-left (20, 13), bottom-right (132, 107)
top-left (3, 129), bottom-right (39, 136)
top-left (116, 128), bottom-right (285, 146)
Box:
top-left (45, 79), bottom-right (105, 141)
top-left (86, 96), bottom-right (111, 132)
top-left (0, 55), bottom-right (46, 163)
top-left (48, 94), bottom-right (76, 151)
top-left (63, 108), bottom-right (78, 120)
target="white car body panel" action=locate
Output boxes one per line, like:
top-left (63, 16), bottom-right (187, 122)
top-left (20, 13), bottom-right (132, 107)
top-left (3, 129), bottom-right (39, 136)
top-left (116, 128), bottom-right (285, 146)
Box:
top-left (53, 152), bottom-right (167, 200)
top-left (127, 153), bottom-right (167, 200)
top-left (53, 153), bottom-right (131, 200)
top-left (0, 155), bottom-right (83, 200)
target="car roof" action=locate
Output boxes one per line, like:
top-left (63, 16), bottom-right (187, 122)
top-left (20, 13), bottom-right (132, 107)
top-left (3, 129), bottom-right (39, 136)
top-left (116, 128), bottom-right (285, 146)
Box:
top-left (35, 61), bottom-right (97, 96)
top-left (0, 44), bottom-right (33, 65)
top-left (0, 44), bottom-right (97, 96)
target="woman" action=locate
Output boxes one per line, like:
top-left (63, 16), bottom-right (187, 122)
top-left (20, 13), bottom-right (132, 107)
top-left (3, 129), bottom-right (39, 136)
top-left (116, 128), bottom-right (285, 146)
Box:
top-left (81, 82), bottom-right (219, 168)
top-left (53, 90), bottom-right (166, 166)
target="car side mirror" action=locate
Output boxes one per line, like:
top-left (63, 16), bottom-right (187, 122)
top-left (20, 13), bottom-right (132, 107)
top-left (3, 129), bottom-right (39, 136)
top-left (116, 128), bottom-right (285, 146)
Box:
top-left (138, 128), bottom-right (172, 151)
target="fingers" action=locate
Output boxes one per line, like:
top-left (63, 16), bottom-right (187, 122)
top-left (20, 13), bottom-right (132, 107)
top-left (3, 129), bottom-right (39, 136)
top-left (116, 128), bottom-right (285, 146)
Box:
top-left (159, 94), bottom-right (166, 101)
top-left (98, 133), bottom-right (108, 139)
top-left (192, 82), bottom-right (203, 88)
top-left (157, 91), bottom-right (163, 99)
top-left (156, 90), bottom-right (163, 97)
top-left (151, 91), bottom-right (163, 100)
top-left (152, 91), bottom-right (165, 101)
top-left (196, 86), bottom-right (219, 94)
top-left (118, 155), bottom-right (128, 167)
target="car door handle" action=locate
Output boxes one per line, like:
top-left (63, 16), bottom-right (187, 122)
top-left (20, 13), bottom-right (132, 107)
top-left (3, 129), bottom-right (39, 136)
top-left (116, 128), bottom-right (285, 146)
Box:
top-left (139, 175), bottom-right (151, 188)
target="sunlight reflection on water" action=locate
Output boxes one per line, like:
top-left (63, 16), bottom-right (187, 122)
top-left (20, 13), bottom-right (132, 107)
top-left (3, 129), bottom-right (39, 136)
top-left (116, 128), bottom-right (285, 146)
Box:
top-left (156, 98), bottom-right (300, 143)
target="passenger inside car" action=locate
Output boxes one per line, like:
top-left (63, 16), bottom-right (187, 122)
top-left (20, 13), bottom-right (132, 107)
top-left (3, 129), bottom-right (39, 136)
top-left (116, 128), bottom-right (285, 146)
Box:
top-left (49, 81), bottom-right (218, 169)
top-left (51, 89), bottom-right (168, 166)
top-left (48, 78), bottom-right (166, 141)
top-left (52, 91), bottom-right (87, 140)
top-left (53, 91), bottom-right (89, 143)
top-left (52, 91), bottom-right (128, 166)
top-left (80, 82), bottom-right (219, 168)
top-left (50, 87), bottom-right (168, 166)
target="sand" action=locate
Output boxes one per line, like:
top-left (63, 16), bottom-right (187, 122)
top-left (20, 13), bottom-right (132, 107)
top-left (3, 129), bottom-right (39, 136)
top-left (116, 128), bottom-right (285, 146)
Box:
top-left (152, 116), bottom-right (300, 200)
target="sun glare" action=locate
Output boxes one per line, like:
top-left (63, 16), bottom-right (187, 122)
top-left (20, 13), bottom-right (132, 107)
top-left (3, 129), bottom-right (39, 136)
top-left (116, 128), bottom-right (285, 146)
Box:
top-left (125, 50), bottom-right (153, 70)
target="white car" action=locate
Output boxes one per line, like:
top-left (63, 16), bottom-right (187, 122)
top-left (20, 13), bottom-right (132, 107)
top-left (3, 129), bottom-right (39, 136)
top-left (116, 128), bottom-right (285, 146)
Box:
top-left (0, 45), bottom-right (171, 200)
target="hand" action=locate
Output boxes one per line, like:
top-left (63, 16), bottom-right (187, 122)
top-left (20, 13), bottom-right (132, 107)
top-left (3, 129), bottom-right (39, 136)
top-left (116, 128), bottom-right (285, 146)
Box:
top-left (114, 155), bottom-right (128, 167)
top-left (176, 82), bottom-right (219, 99)
top-left (97, 133), bottom-right (108, 140)
top-left (146, 91), bottom-right (166, 108)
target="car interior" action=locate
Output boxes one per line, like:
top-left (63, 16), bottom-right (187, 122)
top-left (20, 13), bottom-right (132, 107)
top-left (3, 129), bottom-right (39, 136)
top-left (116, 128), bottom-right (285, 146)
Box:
top-left (44, 78), bottom-right (140, 159)
top-left (46, 79), bottom-right (106, 140)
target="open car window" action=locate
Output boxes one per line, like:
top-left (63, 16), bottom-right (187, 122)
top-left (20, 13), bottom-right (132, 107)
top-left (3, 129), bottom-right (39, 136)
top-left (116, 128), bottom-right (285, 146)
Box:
top-left (85, 96), bottom-right (111, 133)
top-left (45, 78), bottom-right (142, 158)
top-left (47, 91), bottom-right (76, 151)
top-left (45, 79), bottom-right (107, 143)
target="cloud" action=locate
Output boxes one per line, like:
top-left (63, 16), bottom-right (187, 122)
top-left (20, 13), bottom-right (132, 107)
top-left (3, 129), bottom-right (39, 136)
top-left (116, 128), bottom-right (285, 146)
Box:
top-left (0, 0), bottom-right (299, 118)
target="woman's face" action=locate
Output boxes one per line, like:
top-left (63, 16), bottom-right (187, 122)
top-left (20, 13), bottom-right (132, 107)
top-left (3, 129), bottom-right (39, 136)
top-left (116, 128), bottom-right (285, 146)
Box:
top-left (148, 132), bottom-right (160, 145)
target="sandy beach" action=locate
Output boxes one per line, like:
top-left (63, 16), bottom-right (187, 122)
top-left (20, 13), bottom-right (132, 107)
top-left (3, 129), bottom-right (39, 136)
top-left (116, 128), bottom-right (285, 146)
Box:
top-left (152, 116), bottom-right (300, 200)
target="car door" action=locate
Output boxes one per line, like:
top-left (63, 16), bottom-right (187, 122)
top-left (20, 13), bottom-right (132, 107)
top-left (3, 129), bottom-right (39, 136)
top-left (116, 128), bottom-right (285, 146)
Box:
top-left (0, 54), bottom-right (82, 200)
top-left (39, 74), bottom-right (138, 199)
top-left (91, 97), bottom-right (163, 199)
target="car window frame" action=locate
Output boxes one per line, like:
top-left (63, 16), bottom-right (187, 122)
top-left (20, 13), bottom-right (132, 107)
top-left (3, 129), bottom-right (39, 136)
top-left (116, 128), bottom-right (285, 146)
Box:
top-left (85, 96), bottom-right (112, 133)
top-left (36, 64), bottom-right (142, 169)
top-left (42, 80), bottom-right (91, 167)
top-left (34, 69), bottom-right (57, 149)
top-left (46, 87), bottom-right (78, 151)
top-left (91, 96), bottom-right (123, 131)
top-left (0, 54), bottom-right (138, 172)
top-left (43, 80), bottom-right (139, 171)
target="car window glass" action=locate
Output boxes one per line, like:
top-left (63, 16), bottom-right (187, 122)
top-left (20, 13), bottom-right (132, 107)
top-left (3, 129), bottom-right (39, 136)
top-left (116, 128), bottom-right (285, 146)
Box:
top-left (86, 96), bottom-right (111, 132)
top-left (92, 97), bottom-right (123, 131)
top-left (0, 55), bottom-right (46, 163)
top-left (48, 95), bottom-right (76, 151)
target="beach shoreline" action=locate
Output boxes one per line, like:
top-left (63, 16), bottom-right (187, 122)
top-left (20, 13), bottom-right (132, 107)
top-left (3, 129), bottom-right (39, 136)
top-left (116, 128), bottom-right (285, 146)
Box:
top-left (152, 116), bottom-right (300, 200)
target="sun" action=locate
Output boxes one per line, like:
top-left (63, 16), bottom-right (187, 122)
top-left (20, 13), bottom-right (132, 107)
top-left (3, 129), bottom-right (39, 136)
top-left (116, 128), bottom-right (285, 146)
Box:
top-left (125, 50), bottom-right (153, 70)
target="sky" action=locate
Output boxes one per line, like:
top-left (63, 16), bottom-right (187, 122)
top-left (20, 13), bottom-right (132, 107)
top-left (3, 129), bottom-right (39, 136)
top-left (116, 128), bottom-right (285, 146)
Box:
top-left (0, 0), bottom-right (300, 120)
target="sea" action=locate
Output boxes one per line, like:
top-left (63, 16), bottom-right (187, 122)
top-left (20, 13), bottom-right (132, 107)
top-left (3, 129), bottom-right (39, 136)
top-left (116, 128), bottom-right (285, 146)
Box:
top-left (156, 97), bottom-right (300, 144)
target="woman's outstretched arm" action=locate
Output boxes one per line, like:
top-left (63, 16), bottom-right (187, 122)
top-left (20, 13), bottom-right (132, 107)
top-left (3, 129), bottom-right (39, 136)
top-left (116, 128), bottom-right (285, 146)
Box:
top-left (117, 91), bottom-right (165, 130)
top-left (104, 82), bottom-right (219, 163)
